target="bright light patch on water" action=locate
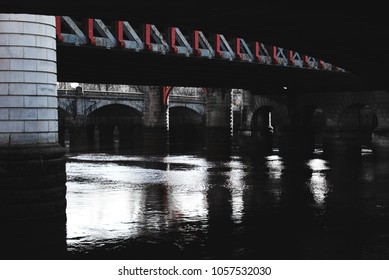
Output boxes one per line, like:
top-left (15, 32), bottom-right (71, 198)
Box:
top-left (307, 158), bottom-right (330, 172)
top-left (306, 158), bottom-right (331, 206)
top-left (265, 155), bottom-right (284, 179)
top-left (66, 154), bottom-right (211, 247)
top-left (226, 159), bottom-right (245, 223)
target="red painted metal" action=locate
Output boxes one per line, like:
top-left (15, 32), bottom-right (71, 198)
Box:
top-left (162, 86), bottom-right (173, 106)
top-left (318, 59), bottom-right (325, 69)
top-left (215, 34), bottom-right (223, 58)
top-left (116, 21), bottom-right (125, 48)
top-left (192, 30), bottom-right (201, 56)
top-left (144, 24), bottom-right (152, 51)
top-left (86, 18), bottom-right (96, 46)
top-left (169, 27), bottom-right (178, 54)
top-left (303, 55), bottom-right (310, 67)
top-left (55, 16), bottom-right (64, 42)
top-left (288, 50), bottom-right (295, 66)
top-left (271, 46), bottom-right (279, 64)
top-left (254, 42), bottom-right (261, 62)
top-left (235, 38), bottom-right (243, 60)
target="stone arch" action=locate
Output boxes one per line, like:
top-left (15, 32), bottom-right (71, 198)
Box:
top-left (332, 91), bottom-right (380, 126)
top-left (86, 100), bottom-right (144, 117)
top-left (87, 104), bottom-right (143, 151)
top-left (168, 106), bottom-right (205, 152)
top-left (163, 86), bottom-right (207, 106)
top-left (248, 96), bottom-right (288, 129)
top-left (169, 103), bottom-right (205, 116)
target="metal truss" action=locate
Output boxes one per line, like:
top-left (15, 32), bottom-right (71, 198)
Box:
top-left (56, 16), bottom-right (344, 72)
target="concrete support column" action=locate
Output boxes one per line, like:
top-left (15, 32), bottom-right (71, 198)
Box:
top-left (0, 14), bottom-right (66, 258)
top-left (205, 88), bottom-right (231, 157)
top-left (372, 128), bottom-right (389, 157)
top-left (143, 86), bottom-right (168, 154)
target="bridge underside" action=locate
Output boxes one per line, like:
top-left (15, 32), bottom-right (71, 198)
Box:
top-left (2, 2), bottom-right (388, 91)
top-left (57, 45), bottom-right (371, 94)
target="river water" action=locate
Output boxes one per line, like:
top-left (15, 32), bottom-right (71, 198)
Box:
top-left (64, 148), bottom-right (389, 259)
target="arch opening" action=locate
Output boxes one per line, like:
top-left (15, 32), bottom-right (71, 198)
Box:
top-left (168, 107), bottom-right (205, 153)
top-left (87, 104), bottom-right (143, 152)
top-left (251, 106), bottom-right (279, 154)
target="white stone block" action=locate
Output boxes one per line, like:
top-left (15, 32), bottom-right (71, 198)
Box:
top-left (24, 120), bottom-right (49, 132)
top-left (47, 73), bottom-right (57, 85)
top-left (0, 70), bottom-right (24, 83)
top-left (36, 36), bottom-right (55, 49)
top-left (0, 21), bottom-right (23, 33)
top-left (9, 83), bottom-right (37, 95)
top-left (10, 132), bottom-right (39, 145)
top-left (38, 108), bottom-right (57, 120)
top-left (10, 108), bottom-right (38, 120)
top-left (47, 96), bottom-right (58, 107)
top-left (45, 25), bottom-right (56, 38)
top-left (23, 22), bottom-right (48, 37)
top-left (9, 58), bottom-right (37, 71)
top-left (0, 133), bottom-right (10, 145)
top-left (0, 108), bottom-right (9, 120)
top-left (0, 96), bottom-right (24, 107)
top-left (0, 46), bottom-right (24, 58)
top-left (0, 83), bottom-right (8, 94)
top-left (35, 15), bottom-right (56, 27)
top-left (0, 14), bottom-right (36, 22)
top-left (0, 34), bottom-right (9, 45)
top-left (0, 58), bottom-right (10, 70)
top-left (24, 96), bottom-right (47, 107)
top-left (24, 71), bottom-right (48, 83)
top-left (37, 84), bottom-right (56, 96)
top-left (46, 49), bottom-right (56, 62)
top-left (9, 34), bottom-right (36, 47)
top-left (0, 120), bottom-right (24, 132)
top-left (23, 47), bottom-right (46, 60)
top-left (38, 132), bottom-right (57, 143)
top-left (37, 60), bottom-right (56, 73)
top-left (48, 120), bottom-right (58, 131)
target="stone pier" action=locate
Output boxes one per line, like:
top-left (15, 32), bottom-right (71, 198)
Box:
top-left (205, 88), bottom-right (231, 157)
top-left (0, 14), bottom-right (66, 258)
top-left (143, 86), bottom-right (168, 154)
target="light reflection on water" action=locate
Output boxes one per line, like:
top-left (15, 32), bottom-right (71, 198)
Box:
top-left (306, 158), bottom-right (331, 206)
top-left (65, 150), bottom-right (389, 259)
top-left (66, 154), bottom-right (210, 247)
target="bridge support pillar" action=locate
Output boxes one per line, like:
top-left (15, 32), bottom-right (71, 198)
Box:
top-left (278, 126), bottom-right (315, 159)
top-left (372, 128), bottom-right (389, 157)
top-left (0, 14), bottom-right (66, 258)
top-left (205, 88), bottom-right (231, 157)
top-left (143, 86), bottom-right (168, 154)
top-left (322, 129), bottom-right (361, 158)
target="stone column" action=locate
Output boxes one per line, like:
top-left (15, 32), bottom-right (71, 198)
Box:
top-left (143, 86), bottom-right (168, 154)
top-left (372, 128), bottom-right (389, 157)
top-left (0, 14), bottom-right (66, 258)
top-left (205, 88), bottom-right (231, 157)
